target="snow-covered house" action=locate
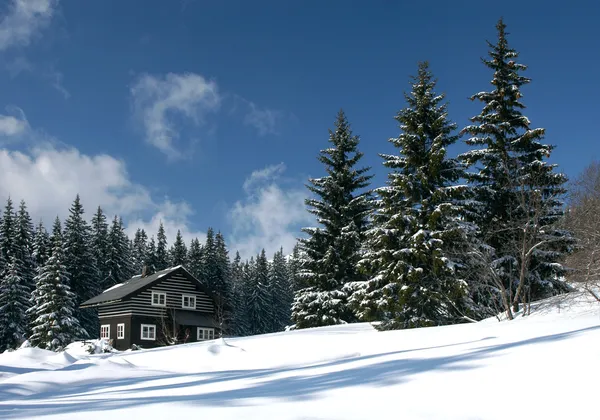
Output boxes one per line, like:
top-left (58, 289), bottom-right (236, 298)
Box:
top-left (80, 266), bottom-right (219, 350)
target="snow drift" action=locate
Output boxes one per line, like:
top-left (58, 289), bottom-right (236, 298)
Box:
top-left (0, 290), bottom-right (598, 419)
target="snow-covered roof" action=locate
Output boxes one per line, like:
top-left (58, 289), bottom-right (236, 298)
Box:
top-left (80, 265), bottom-right (187, 308)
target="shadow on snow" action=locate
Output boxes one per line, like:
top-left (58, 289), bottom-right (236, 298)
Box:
top-left (0, 325), bottom-right (597, 418)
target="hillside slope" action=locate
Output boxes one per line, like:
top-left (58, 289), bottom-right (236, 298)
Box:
top-left (1, 291), bottom-right (599, 420)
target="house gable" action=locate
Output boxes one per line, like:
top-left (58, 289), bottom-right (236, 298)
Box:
top-left (82, 266), bottom-right (216, 318)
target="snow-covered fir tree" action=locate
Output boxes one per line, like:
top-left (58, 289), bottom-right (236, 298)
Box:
top-left (63, 195), bottom-right (99, 336)
top-left (230, 251), bottom-right (248, 336)
top-left (202, 227), bottom-right (216, 289)
top-left (32, 221), bottom-right (51, 270)
top-left (187, 238), bottom-right (204, 280)
top-left (29, 217), bottom-right (87, 350)
top-left (155, 222), bottom-right (170, 270)
top-left (106, 216), bottom-right (133, 287)
top-left (170, 230), bottom-right (188, 267)
top-left (131, 228), bottom-right (149, 275)
top-left (0, 254), bottom-right (29, 350)
top-left (245, 253), bottom-right (271, 335)
top-left (0, 197), bottom-right (16, 275)
top-left (91, 206), bottom-right (111, 289)
top-left (214, 232), bottom-right (232, 300)
top-left (0, 197), bottom-right (31, 349)
top-left (287, 244), bottom-right (306, 292)
top-left (15, 200), bottom-right (35, 296)
top-left (292, 110), bottom-right (373, 328)
top-left (268, 248), bottom-right (292, 331)
top-left (146, 236), bottom-right (158, 275)
top-left (350, 62), bottom-right (472, 330)
top-left (458, 19), bottom-right (573, 315)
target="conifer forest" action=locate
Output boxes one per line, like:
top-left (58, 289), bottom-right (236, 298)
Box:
top-left (0, 18), bottom-right (597, 351)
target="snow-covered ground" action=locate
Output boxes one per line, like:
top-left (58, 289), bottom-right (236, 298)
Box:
top-left (1, 291), bottom-right (599, 420)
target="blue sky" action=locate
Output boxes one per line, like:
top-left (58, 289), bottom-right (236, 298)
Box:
top-left (0, 0), bottom-right (598, 259)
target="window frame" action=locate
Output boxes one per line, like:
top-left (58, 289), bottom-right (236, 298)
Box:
top-left (116, 323), bottom-right (125, 339)
top-left (197, 327), bottom-right (215, 341)
top-left (140, 324), bottom-right (156, 341)
top-left (100, 324), bottom-right (110, 339)
top-left (181, 294), bottom-right (196, 309)
top-left (151, 291), bottom-right (167, 307)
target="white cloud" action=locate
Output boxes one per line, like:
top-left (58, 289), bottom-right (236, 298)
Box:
top-left (0, 143), bottom-right (205, 246)
top-left (0, 111), bottom-right (27, 137)
top-left (0, 145), bottom-right (152, 223)
top-left (228, 164), bottom-right (311, 259)
top-left (244, 101), bottom-right (282, 136)
top-left (131, 72), bottom-right (220, 161)
top-left (125, 199), bottom-right (206, 247)
top-left (0, 0), bottom-right (58, 51)
top-left (242, 162), bottom-right (286, 192)
top-left (0, 107), bottom-right (203, 246)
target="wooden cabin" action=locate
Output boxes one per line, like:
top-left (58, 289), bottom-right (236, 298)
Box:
top-left (80, 265), bottom-right (219, 350)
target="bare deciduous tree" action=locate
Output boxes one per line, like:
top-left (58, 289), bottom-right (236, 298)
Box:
top-left (564, 160), bottom-right (600, 301)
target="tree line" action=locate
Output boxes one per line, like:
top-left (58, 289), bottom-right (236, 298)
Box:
top-left (0, 195), bottom-right (302, 351)
top-left (1, 18), bottom-right (595, 351)
top-left (290, 18), bottom-right (577, 331)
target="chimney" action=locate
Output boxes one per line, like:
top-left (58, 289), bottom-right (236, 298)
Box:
top-left (141, 265), bottom-right (147, 278)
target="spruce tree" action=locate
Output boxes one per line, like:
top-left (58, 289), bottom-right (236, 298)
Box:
top-left (15, 200), bottom-right (35, 296)
top-left (458, 19), bottom-right (573, 314)
top-left (32, 221), bottom-right (51, 270)
top-left (0, 254), bottom-right (29, 350)
top-left (0, 197), bottom-right (16, 274)
top-left (214, 232), bottom-right (231, 300)
top-left (230, 251), bottom-right (248, 336)
top-left (29, 217), bottom-right (87, 350)
top-left (91, 206), bottom-right (110, 289)
top-left (351, 62), bottom-right (471, 330)
top-left (146, 236), bottom-right (158, 275)
top-left (292, 110), bottom-right (373, 328)
top-left (187, 238), bottom-right (204, 281)
top-left (288, 244), bottom-right (307, 292)
top-left (269, 248), bottom-right (293, 331)
top-left (132, 228), bottom-right (149, 275)
top-left (202, 228), bottom-right (217, 290)
top-left (64, 195), bottom-right (99, 336)
top-left (170, 230), bottom-right (188, 266)
top-left (0, 197), bottom-right (30, 349)
top-left (246, 251), bottom-right (271, 335)
top-left (155, 222), bottom-right (170, 270)
top-left (106, 216), bottom-right (133, 287)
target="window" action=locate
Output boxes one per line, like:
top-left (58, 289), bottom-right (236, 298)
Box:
top-left (100, 324), bottom-right (110, 339)
top-left (117, 323), bottom-right (125, 339)
top-left (151, 291), bottom-right (166, 306)
top-left (181, 294), bottom-right (196, 309)
top-left (141, 324), bottom-right (156, 340)
top-left (197, 327), bottom-right (215, 341)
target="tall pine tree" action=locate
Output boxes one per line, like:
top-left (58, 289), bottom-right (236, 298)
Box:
top-left (351, 62), bottom-right (472, 330)
top-left (29, 217), bottom-right (87, 350)
top-left (132, 228), bottom-right (149, 275)
top-left (0, 255), bottom-right (28, 350)
top-left (155, 222), bottom-right (170, 270)
top-left (458, 19), bottom-right (573, 315)
top-left (0, 197), bottom-right (30, 349)
top-left (292, 110), bottom-right (373, 328)
top-left (106, 216), bottom-right (133, 287)
top-left (230, 251), bottom-right (248, 336)
top-left (15, 200), bottom-right (35, 296)
top-left (91, 207), bottom-right (111, 289)
top-left (64, 195), bottom-right (99, 336)
top-left (170, 230), bottom-right (188, 266)
top-left (246, 251), bottom-right (271, 335)
top-left (187, 238), bottom-right (204, 280)
top-left (268, 248), bottom-right (293, 331)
